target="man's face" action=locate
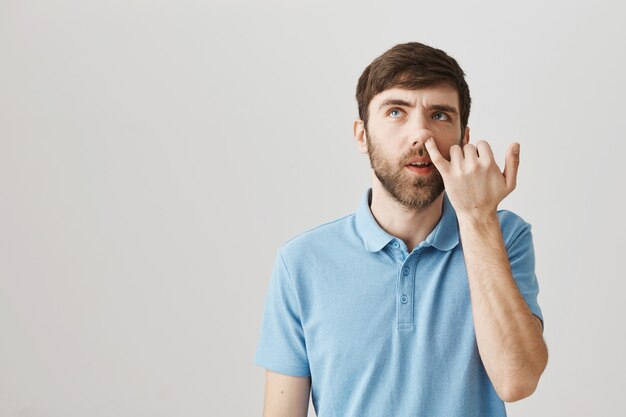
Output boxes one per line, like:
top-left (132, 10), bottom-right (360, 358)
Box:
top-left (359, 84), bottom-right (468, 210)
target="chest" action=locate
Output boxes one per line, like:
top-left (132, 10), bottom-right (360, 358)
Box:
top-left (298, 249), bottom-right (474, 362)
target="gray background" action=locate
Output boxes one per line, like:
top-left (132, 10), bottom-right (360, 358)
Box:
top-left (1, 0), bottom-right (624, 416)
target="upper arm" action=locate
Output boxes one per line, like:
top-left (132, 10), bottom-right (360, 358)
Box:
top-left (256, 251), bottom-right (311, 415)
top-left (503, 217), bottom-right (544, 327)
top-left (263, 369), bottom-right (311, 417)
top-left (255, 250), bottom-right (311, 377)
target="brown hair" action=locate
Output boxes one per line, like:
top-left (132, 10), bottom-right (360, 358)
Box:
top-left (356, 42), bottom-right (471, 135)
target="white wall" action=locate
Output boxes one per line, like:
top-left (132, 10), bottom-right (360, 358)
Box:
top-left (1, 0), bottom-right (624, 415)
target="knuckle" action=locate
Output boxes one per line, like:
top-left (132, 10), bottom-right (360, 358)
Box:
top-left (463, 161), bottom-right (478, 173)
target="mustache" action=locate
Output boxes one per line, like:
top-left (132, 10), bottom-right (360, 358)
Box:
top-left (402, 147), bottom-right (430, 164)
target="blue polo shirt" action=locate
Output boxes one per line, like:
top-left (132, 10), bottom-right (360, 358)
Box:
top-left (255, 187), bottom-right (543, 417)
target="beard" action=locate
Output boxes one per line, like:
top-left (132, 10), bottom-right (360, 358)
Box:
top-left (366, 132), bottom-right (445, 210)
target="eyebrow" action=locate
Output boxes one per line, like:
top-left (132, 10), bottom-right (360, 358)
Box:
top-left (378, 98), bottom-right (459, 115)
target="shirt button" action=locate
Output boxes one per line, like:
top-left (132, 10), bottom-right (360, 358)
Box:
top-left (402, 267), bottom-right (410, 275)
top-left (400, 295), bottom-right (408, 304)
top-left (392, 241), bottom-right (400, 248)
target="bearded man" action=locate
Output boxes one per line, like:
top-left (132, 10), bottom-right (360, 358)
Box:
top-left (255, 41), bottom-right (548, 417)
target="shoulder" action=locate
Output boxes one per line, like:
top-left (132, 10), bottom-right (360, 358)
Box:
top-left (278, 213), bottom-right (357, 261)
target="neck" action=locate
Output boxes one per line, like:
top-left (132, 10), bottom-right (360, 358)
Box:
top-left (369, 177), bottom-right (444, 252)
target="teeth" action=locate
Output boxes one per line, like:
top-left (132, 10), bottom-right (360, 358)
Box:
top-left (410, 162), bottom-right (429, 167)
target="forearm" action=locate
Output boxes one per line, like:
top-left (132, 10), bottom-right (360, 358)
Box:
top-left (458, 212), bottom-right (547, 402)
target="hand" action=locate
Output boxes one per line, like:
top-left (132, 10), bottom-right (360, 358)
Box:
top-left (424, 137), bottom-right (520, 218)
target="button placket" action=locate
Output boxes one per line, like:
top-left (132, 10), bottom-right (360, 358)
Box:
top-left (397, 259), bottom-right (414, 330)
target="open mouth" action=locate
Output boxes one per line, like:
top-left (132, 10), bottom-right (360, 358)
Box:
top-left (406, 162), bottom-right (433, 174)
top-left (407, 162), bottom-right (433, 168)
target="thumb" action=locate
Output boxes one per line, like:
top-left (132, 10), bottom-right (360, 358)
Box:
top-left (503, 142), bottom-right (520, 192)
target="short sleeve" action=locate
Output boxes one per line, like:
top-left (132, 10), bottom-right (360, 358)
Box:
top-left (505, 220), bottom-right (545, 332)
top-left (254, 250), bottom-right (311, 376)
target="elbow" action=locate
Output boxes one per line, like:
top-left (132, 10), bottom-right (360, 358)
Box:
top-left (496, 366), bottom-right (547, 402)
top-left (497, 344), bottom-right (549, 402)
top-left (496, 359), bottom-right (548, 403)
top-left (497, 378), bottom-right (538, 402)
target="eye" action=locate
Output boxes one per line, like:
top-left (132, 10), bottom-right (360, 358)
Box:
top-left (388, 108), bottom-right (403, 118)
top-left (432, 111), bottom-right (449, 121)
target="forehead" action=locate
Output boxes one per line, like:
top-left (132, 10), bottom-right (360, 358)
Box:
top-left (369, 84), bottom-right (460, 110)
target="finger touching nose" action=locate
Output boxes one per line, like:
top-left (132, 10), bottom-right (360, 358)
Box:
top-left (410, 128), bottom-right (434, 148)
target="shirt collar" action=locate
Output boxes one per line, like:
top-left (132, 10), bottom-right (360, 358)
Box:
top-left (355, 187), bottom-right (460, 253)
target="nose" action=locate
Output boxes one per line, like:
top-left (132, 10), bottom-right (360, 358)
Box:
top-left (408, 115), bottom-right (434, 149)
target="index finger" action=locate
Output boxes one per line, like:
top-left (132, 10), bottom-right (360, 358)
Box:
top-left (425, 137), bottom-right (450, 173)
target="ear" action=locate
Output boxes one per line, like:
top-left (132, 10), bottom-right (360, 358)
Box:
top-left (353, 119), bottom-right (369, 154)
top-left (462, 126), bottom-right (470, 146)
